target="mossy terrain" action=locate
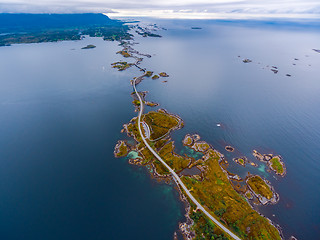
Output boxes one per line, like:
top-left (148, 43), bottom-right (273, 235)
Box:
top-left (269, 157), bottom-right (284, 175)
top-left (152, 75), bottom-right (159, 79)
top-left (117, 50), bottom-right (131, 58)
top-left (132, 100), bottom-right (141, 106)
top-left (233, 157), bottom-right (246, 167)
top-left (145, 102), bottom-right (158, 107)
top-left (159, 72), bottom-right (169, 77)
top-left (111, 61), bottom-right (133, 71)
top-left (145, 71), bottom-right (153, 77)
top-left (182, 149), bottom-right (280, 240)
top-left (247, 175), bottom-right (273, 200)
top-left (183, 135), bottom-right (193, 146)
top-left (114, 140), bottom-right (129, 158)
top-left (190, 207), bottom-right (228, 240)
top-left (122, 110), bottom-right (281, 240)
top-left (142, 110), bottom-right (179, 140)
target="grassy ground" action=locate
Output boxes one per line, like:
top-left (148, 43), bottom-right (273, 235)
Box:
top-left (142, 110), bottom-right (179, 140)
top-left (247, 175), bottom-right (273, 200)
top-left (270, 157), bottom-right (284, 175)
top-left (115, 141), bottom-right (129, 157)
top-left (116, 50), bottom-right (131, 57)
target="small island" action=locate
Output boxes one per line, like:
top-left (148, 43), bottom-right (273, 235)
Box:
top-left (152, 74), bottom-right (159, 79)
top-left (159, 72), bottom-right (169, 77)
top-left (232, 157), bottom-right (247, 167)
top-left (81, 44), bottom-right (96, 49)
top-left (225, 146), bottom-right (234, 152)
top-left (243, 58), bottom-right (252, 63)
top-left (114, 140), bottom-right (129, 158)
top-left (252, 150), bottom-right (286, 176)
top-left (269, 156), bottom-right (286, 176)
top-left (117, 50), bottom-right (131, 58)
top-left (145, 71), bottom-right (153, 77)
top-left (111, 61), bottom-right (133, 71)
top-left (246, 175), bottom-right (279, 205)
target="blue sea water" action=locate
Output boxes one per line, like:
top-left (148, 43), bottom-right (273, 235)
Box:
top-left (0, 18), bottom-right (320, 240)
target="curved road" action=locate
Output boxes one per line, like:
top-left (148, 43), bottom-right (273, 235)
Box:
top-left (133, 79), bottom-right (241, 240)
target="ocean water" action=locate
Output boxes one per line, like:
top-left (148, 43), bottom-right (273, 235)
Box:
top-left (0, 36), bottom-right (184, 239)
top-left (0, 18), bottom-right (320, 240)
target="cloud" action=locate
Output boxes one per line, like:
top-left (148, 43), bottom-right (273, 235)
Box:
top-left (0, 0), bottom-right (319, 19)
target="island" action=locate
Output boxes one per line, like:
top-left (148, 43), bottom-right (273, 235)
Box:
top-left (225, 146), bottom-right (235, 152)
top-left (111, 61), bottom-right (133, 71)
top-left (252, 150), bottom-right (286, 176)
top-left (114, 140), bottom-right (129, 158)
top-left (233, 157), bottom-right (247, 167)
top-left (117, 50), bottom-right (131, 58)
top-left (81, 44), bottom-right (96, 49)
top-left (246, 175), bottom-right (279, 205)
top-left (152, 74), bottom-right (159, 79)
top-left (269, 156), bottom-right (286, 176)
top-left (159, 72), bottom-right (169, 77)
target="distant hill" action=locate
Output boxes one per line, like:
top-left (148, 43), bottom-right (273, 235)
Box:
top-left (0, 13), bottom-right (131, 46)
top-left (0, 13), bottom-right (119, 33)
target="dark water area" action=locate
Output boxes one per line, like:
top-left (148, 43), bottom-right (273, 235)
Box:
top-left (0, 37), bottom-right (184, 239)
top-left (1, 18), bottom-right (320, 240)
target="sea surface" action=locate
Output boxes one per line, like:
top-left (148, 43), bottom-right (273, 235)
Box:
top-left (0, 19), bottom-right (320, 240)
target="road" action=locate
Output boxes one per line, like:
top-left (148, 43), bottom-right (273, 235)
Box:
top-left (133, 79), bottom-right (241, 240)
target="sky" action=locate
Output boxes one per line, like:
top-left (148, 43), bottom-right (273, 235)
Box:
top-left (0, 0), bottom-right (320, 19)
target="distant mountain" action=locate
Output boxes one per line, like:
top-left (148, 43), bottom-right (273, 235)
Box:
top-left (0, 13), bottom-right (119, 33)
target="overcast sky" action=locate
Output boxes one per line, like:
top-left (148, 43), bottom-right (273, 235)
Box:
top-left (1, 0), bottom-right (320, 19)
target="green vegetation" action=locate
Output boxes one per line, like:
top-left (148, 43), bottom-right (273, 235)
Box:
top-left (233, 157), bottom-right (246, 167)
top-left (152, 75), bottom-right (159, 80)
top-left (270, 157), bottom-right (284, 175)
top-left (145, 71), bottom-right (153, 77)
top-left (145, 102), bottom-right (158, 107)
top-left (142, 110), bottom-right (179, 140)
top-left (132, 100), bottom-right (141, 106)
top-left (247, 176), bottom-right (273, 200)
top-left (192, 141), bottom-right (210, 153)
top-left (81, 44), bottom-right (96, 49)
top-left (111, 61), bottom-right (133, 71)
top-left (182, 150), bottom-right (281, 239)
top-left (114, 141), bottom-right (129, 157)
top-left (190, 209), bottom-right (228, 240)
top-left (183, 135), bottom-right (193, 146)
top-left (159, 72), bottom-right (169, 77)
top-left (158, 142), bottom-right (190, 172)
top-left (117, 50), bottom-right (131, 58)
